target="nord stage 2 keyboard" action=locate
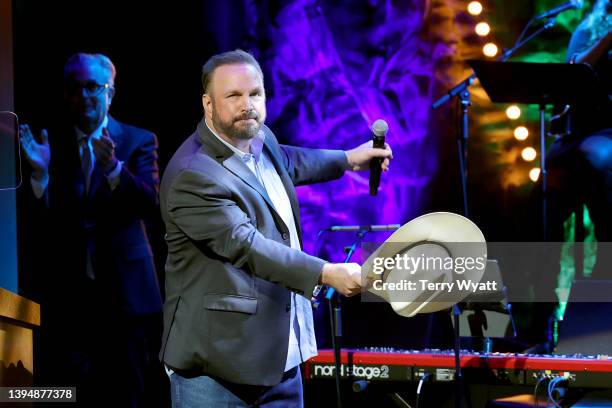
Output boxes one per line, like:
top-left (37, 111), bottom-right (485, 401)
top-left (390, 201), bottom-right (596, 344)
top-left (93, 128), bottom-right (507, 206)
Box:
top-left (305, 348), bottom-right (612, 388)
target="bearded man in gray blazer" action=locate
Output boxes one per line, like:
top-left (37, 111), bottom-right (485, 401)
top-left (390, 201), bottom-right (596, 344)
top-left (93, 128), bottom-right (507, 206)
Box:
top-left (160, 50), bottom-right (392, 407)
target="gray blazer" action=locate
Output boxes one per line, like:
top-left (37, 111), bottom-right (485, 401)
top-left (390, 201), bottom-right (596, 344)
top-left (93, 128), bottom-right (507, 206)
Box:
top-left (159, 120), bottom-right (348, 385)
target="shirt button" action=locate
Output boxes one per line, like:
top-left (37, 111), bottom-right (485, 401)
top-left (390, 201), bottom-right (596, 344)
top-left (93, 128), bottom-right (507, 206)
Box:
top-left (282, 232), bottom-right (289, 240)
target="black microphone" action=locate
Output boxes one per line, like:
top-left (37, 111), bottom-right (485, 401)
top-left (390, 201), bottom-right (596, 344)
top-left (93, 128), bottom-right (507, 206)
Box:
top-left (369, 119), bottom-right (389, 196)
top-left (535, 0), bottom-right (583, 20)
top-left (328, 224), bottom-right (401, 232)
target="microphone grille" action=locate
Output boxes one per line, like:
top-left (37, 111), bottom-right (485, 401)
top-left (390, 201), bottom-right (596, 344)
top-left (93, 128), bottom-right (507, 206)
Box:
top-left (371, 119), bottom-right (389, 137)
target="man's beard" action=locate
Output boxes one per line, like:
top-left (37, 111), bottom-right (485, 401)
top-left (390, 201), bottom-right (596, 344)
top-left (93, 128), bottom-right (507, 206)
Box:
top-left (212, 108), bottom-right (262, 140)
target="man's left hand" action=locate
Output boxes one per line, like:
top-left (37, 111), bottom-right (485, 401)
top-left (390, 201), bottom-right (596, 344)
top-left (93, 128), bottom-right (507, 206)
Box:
top-left (93, 128), bottom-right (118, 173)
top-left (345, 140), bottom-right (393, 172)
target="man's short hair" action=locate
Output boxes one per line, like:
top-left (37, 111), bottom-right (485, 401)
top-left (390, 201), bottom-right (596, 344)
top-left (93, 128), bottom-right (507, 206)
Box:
top-left (201, 49), bottom-right (263, 94)
top-left (64, 53), bottom-right (117, 85)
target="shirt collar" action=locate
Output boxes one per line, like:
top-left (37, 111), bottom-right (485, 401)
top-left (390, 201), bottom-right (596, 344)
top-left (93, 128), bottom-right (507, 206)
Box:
top-left (75, 116), bottom-right (109, 142)
top-left (205, 118), bottom-right (265, 163)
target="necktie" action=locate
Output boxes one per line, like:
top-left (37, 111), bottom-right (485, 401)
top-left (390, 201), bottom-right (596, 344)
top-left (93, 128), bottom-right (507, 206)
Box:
top-left (80, 137), bottom-right (93, 192)
top-left (79, 136), bottom-right (96, 279)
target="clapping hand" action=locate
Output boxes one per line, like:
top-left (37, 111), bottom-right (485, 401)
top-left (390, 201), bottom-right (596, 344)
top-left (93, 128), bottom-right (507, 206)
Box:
top-left (19, 124), bottom-right (50, 179)
top-left (92, 128), bottom-right (118, 173)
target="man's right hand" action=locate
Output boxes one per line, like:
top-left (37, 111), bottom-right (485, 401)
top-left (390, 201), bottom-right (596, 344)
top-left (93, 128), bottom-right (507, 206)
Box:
top-left (319, 263), bottom-right (363, 297)
top-left (20, 124), bottom-right (50, 179)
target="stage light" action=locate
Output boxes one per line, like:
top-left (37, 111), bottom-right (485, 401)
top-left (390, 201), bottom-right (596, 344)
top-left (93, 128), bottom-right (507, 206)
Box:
top-left (483, 42), bottom-right (498, 57)
top-left (529, 167), bottom-right (541, 182)
top-left (522, 147), bottom-right (537, 162)
top-left (506, 105), bottom-right (521, 120)
top-left (475, 22), bottom-right (491, 36)
top-left (514, 126), bottom-right (529, 141)
top-left (468, 1), bottom-right (483, 15)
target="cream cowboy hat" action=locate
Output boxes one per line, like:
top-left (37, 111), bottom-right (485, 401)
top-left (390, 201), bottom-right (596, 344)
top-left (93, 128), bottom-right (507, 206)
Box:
top-left (362, 212), bottom-right (487, 317)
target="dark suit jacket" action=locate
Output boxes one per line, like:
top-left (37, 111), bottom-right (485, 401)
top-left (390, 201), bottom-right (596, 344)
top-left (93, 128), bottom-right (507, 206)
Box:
top-left (159, 120), bottom-right (349, 386)
top-left (43, 116), bottom-right (162, 318)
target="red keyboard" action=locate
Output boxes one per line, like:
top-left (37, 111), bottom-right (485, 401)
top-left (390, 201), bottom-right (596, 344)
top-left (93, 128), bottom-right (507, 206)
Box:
top-left (305, 348), bottom-right (612, 388)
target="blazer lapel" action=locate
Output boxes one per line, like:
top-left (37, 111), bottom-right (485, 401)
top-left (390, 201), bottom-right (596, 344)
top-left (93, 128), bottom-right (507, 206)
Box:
top-left (262, 137), bottom-right (303, 239)
top-left (197, 120), bottom-right (278, 216)
top-left (222, 154), bottom-right (277, 211)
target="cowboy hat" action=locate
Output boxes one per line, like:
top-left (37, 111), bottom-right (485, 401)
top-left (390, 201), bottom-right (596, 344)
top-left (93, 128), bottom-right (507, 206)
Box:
top-left (362, 212), bottom-right (487, 317)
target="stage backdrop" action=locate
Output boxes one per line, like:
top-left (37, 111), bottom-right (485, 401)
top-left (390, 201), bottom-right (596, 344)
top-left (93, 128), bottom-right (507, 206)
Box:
top-left (202, 0), bottom-right (469, 257)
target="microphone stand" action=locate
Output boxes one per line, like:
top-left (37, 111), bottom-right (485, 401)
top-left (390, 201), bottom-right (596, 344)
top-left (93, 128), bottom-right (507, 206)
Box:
top-left (316, 228), bottom-right (370, 408)
top-left (432, 16), bottom-right (557, 222)
top-left (432, 16), bottom-right (558, 408)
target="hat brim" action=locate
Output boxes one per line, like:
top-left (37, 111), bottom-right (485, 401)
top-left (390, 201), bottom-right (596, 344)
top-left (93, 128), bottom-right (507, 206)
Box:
top-left (363, 212), bottom-right (487, 317)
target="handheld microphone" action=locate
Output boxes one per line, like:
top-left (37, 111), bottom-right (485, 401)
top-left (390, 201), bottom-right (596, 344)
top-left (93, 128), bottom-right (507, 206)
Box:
top-left (369, 119), bottom-right (389, 196)
top-left (535, 0), bottom-right (583, 20)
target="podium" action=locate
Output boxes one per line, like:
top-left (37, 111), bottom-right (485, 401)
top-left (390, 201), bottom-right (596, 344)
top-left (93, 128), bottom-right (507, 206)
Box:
top-left (0, 288), bottom-right (40, 386)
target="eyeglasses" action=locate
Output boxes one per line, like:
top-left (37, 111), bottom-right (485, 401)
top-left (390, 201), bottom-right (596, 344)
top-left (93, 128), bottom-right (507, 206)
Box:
top-left (65, 80), bottom-right (112, 97)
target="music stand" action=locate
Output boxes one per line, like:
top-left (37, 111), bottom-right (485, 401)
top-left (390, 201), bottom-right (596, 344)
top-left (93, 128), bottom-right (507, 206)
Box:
top-left (456, 260), bottom-right (519, 353)
top-left (467, 61), bottom-right (605, 240)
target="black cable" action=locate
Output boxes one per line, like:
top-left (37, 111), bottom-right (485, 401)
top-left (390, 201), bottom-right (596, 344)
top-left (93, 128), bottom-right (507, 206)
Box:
top-left (415, 373), bottom-right (430, 408)
top-left (513, 18), bottom-right (536, 51)
top-left (549, 376), bottom-right (566, 408)
top-left (533, 376), bottom-right (548, 408)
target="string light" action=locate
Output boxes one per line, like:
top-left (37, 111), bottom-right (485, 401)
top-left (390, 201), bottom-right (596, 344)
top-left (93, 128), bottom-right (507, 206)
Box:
top-left (483, 42), bottom-right (498, 57)
top-left (506, 105), bottom-right (521, 120)
top-left (468, 1), bottom-right (483, 15)
top-left (522, 147), bottom-right (537, 162)
top-left (514, 126), bottom-right (529, 141)
top-left (529, 168), bottom-right (541, 182)
top-left (475, 22), bottom-right (491, 36)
